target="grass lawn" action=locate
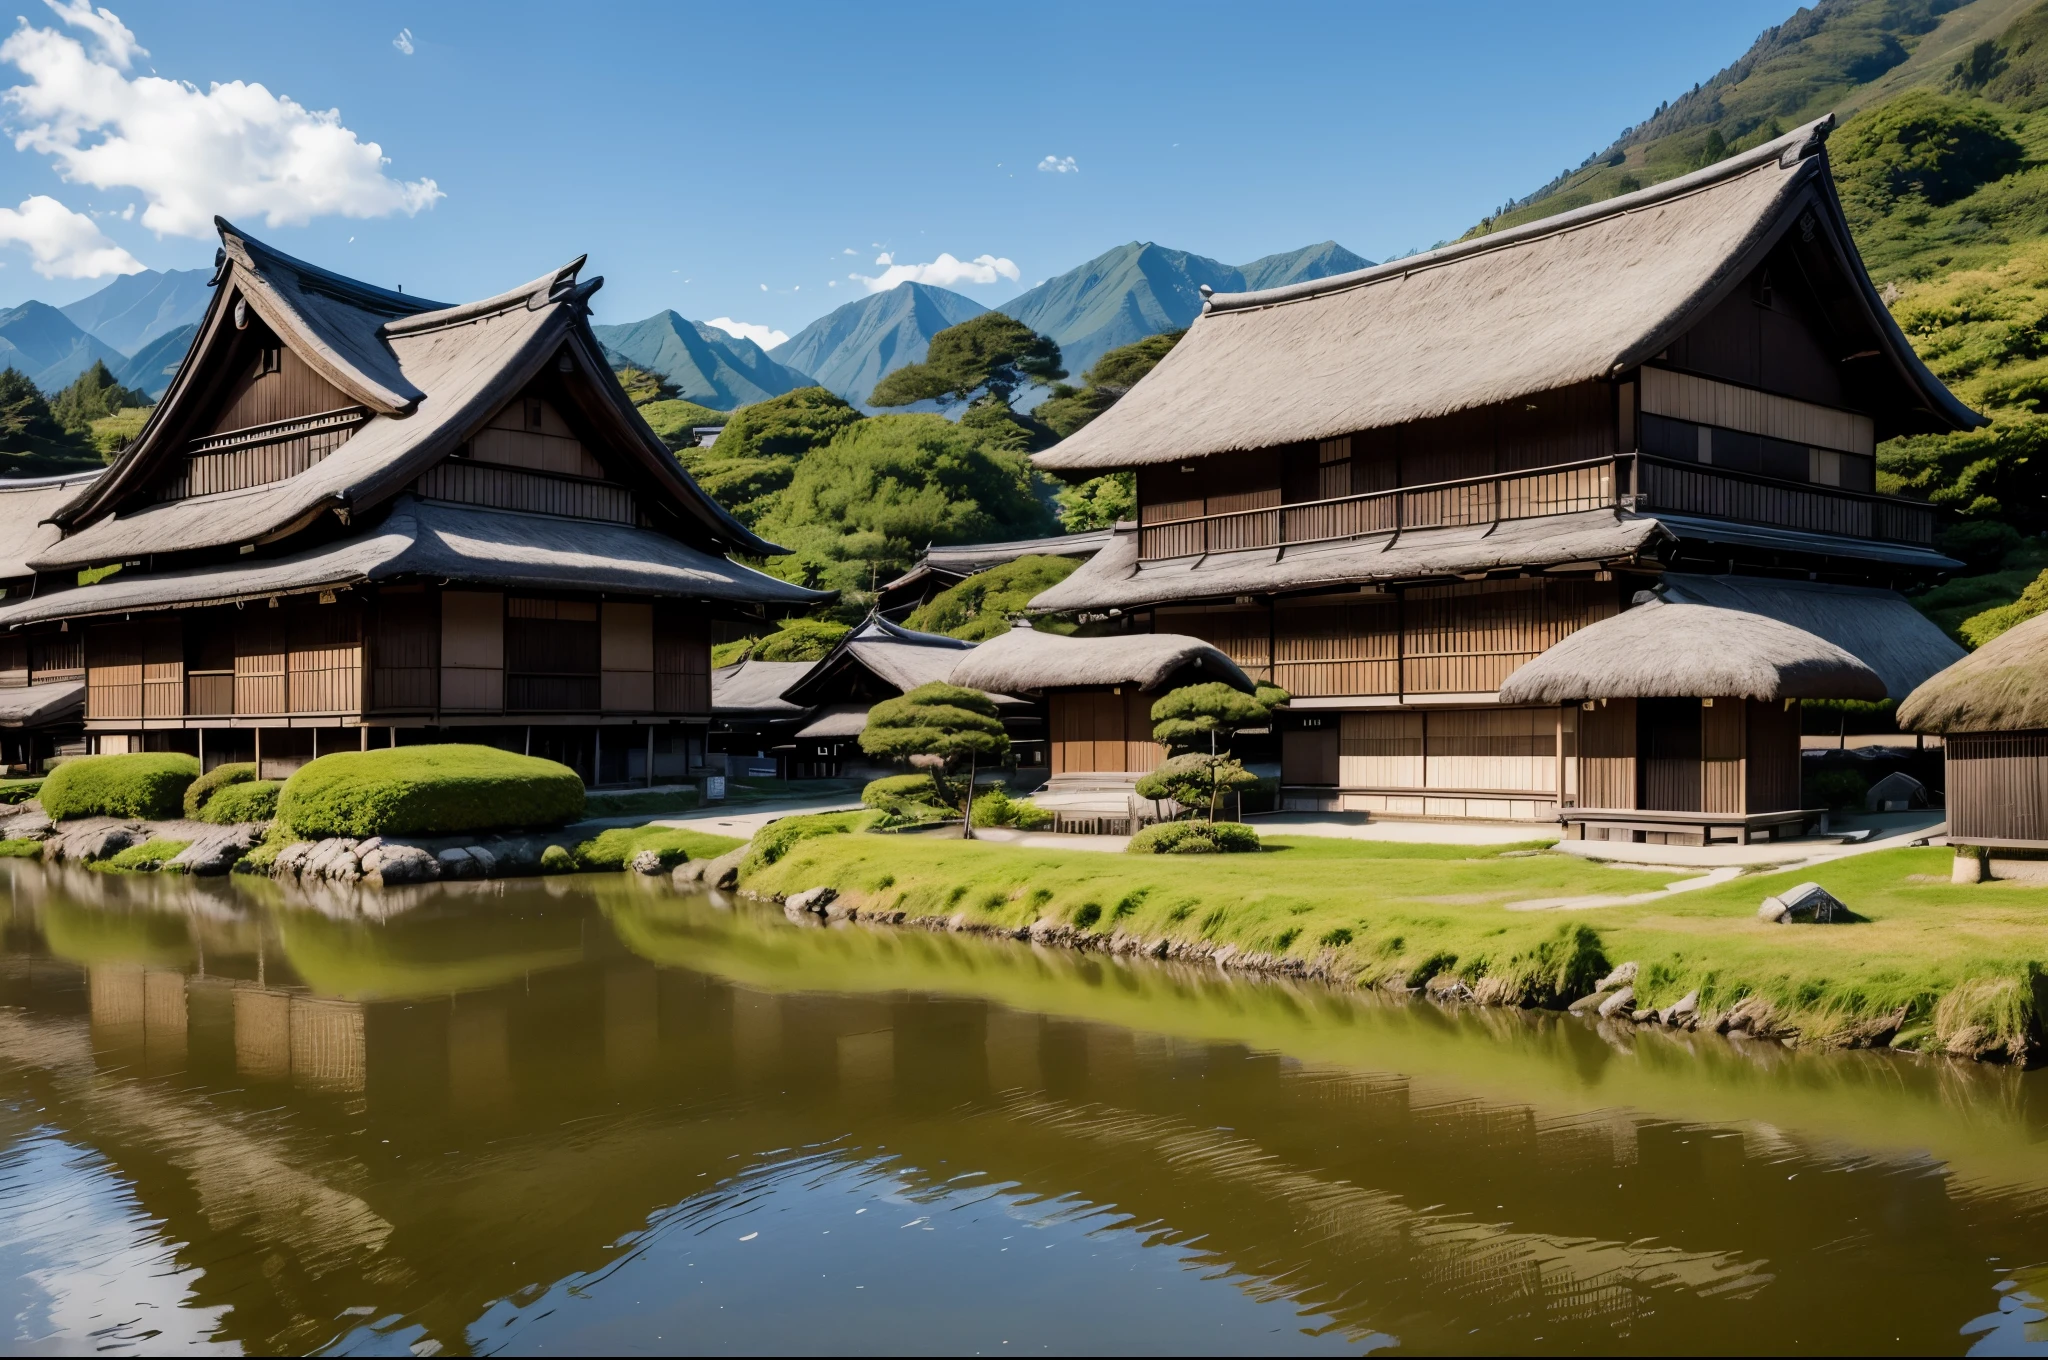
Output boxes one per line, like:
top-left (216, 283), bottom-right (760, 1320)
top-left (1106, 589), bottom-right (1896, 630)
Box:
top-left (744, 833), bottom-right (2048, 1059)
top-left (569, 824), bottom-right (744, 872)
top-left (0, 839), bottom-right (41, 858)
top-left (95, 838), bottom-right (190, 872)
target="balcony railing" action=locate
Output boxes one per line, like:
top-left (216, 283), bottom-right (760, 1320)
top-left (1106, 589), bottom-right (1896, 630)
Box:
top-left (1134, 455), bottom-right (1939, 561)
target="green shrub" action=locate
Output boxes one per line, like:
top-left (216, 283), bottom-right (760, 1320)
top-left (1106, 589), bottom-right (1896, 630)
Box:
top-left (0, 778), bottom-right (42, 805)
top-left (971, 786), bottom-right (1052, 829)
top-left (198, 779), bottom-right (278, 825)
top-left (739, 810), bottom-right (878, 878)
top-left (862, 773), bottom-right (953, 818)
top-left (0, 839), bottom-right (41, 858)
top-left (277, 744), bottom-right (585, 839)
top-left (570, 825), bottom-right (738, 871)
top-left (41, 753), bottom-right (199, 820)
top-left (183, 762), bottom-right (254, 818)
top-left (541, 844), bottom-right (575, 873)
top-left (1807, 769), bottom-right (1871, 811)
top-left (1126, 820), bottom-right (1262, 855)
top-left (97, 837), bottom-right (190, 872)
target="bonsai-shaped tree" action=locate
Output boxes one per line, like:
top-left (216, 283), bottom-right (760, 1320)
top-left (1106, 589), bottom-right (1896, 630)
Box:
top-left (859, 682), bottom-right (1009, 838)
top-left (1138, 681), bottom-right (1288, 822)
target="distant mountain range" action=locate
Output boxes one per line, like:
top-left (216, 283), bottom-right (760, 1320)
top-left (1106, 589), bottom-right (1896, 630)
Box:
top-left (591, 311), bottom-right (815, 410)
top-left (998, 240), bottom-right (1374, 378)
top-left (775, 282), bottom-right (988, 410)
top-left (58, 268), bottom-right (211, 355)
top-left (0, 267), bottom-right (211, 398)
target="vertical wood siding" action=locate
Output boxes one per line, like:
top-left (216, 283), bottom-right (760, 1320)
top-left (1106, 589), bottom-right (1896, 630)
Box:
top-left (1401, 578), bottom-right (1612, 694)
top-left (234, 615), bottom-right (287, 716)
top-left (1639, 365), bottom-right (1872, 455)
top-left (1155, 605), bottom-right (1273, 683)
top-left (1048, 690), bottom-right (1162, 774)
top-left (470, 396), bottom-right (605, 478)
top-left (1637, 697), bottom-right (1703, 812)
top-left (600, 602), bottom-right (655, 711)
top-left (287, 602), bottom-right (362, 714)
top-left (158, 414), bottom-right (364, 501)
top-left (1745, 699), bottom-right (1803, 813)
top-left (1578, 699), bottom-right (1636, 809)
top-left (1947, 733), bottom-right (2048, 842)
top-left (210, 341), bottom-right (353, 433)
top-left (371, 588), bottom-right (437, 711)
top-left (654, 603), bottom-right (711, 714)
top-left (1275, 599), bottom-right (1399, 697)
top-left (1425, 708), bottom-right (1556, 792)
top-left (1701, 698), bottom-right (1746, 814)
top-left (440, 591), bottom-right (505, 712)
top-left (1339, 712), bottom-right (1423, 788)
top-left (505, 598), bottom-right (599, 711)
top-left (414, 460), bottom-right (637, 524)
top-left (86, 623), bottom-right (143, 720)
top-left (1281, 719), bottom-right (1339, 785)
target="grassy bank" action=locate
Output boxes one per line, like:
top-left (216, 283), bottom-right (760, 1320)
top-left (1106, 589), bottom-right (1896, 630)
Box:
top-left (740, 832), bottom-right (2048, 1062)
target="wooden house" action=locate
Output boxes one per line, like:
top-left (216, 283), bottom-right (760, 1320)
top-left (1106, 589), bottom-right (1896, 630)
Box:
top-left (1900, 613), bottom-right (2048, 873)
top-left (1027, 116), bottom-right (1970, 839)
top-left (0, 472), bottom-right (100, 771)
top-left (0, 222), bottom-right (824, 783)
top-left (952, 624), bottom-right (1254, 781)
top-left (709, 658), bottom-right (815, 777)
top-left (875, 528), bottom-right (1113, 619)
top-left (774, 616), bottom-right (1035, 776)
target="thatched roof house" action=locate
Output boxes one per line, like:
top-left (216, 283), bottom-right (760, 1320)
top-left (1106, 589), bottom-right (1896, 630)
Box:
top-left (0, 471), bottom-right (99, 589)
top-left (780, 616), bottom-right (982, 708)
top-left (1898, 613), bottom-right (2048, 734)
top-left (1036, 117), bottom-right (1973, 477)
top-left (951, 623), bottom-right (1254, 695)
top-left (1498, 596), bottom-right (1884, 703)
top-left (711, 660), bottom-right (813, 719)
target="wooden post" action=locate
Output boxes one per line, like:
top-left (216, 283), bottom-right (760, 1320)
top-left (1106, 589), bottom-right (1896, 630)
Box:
top-left (646, 726), bottom-right (654, 788)
top-left (253, 727), bottom-right (262, 780)
top-left (593, 725), bottom-right (601, 788)
top-left (197, 728), bottom-right (205, 772)
top-left (359, 724), bottom-right (368, 751)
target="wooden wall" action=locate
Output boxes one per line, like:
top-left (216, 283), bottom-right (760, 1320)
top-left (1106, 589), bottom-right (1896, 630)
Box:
top-left (1946, 732), bottom-right (2048, 843)
top-left (370, 587), bottom-right (436, 711)
top-left (654, 603), bottom-right (711, 714)
top-left (0, 634), bottom-right (83, 689)
top-left (601, 602), bottom-right (654, 711)
top-left (1745, 699), bottom-right (1803, 813)
top-left (208, 335), bottom-right (353, 434)
top-left (1578, 699), bottom-right (1636, 810)
top-left (414, 461), bottom-right (638, 525)
top-left (85, 601), bottom-right (363, 721)
top-left (1049, 689), bottom-right (1163, 775)
top-left (1329, 709), bottom-right (1556, 793)
top-left (505, 597), bottom-right (600, 712)
top-left (440, 591), bottom-right (505, 712)
top-left (470, 395), bottom-right (603, 479)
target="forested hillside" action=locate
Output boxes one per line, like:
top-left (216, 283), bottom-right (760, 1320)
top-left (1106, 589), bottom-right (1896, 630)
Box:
top-left (1481, 0), bottom-right (2048, 645)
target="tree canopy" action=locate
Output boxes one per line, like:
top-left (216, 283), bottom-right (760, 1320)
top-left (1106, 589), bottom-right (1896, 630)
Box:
top-left (869, 313), bottom-right (1064, 407)
top-left (859, 681), bottom-right (1009, 835)
top-left (1036, 330), bottom-right (1185, 529)
top-left (0, 368), bottom-right (97, 476)
top-left (673, 386), bottom-right (866, 526)
top-left (710, 618), bottom-right (850, 667)
top-left (755, 413), bottom-right (1056, 597)
top-left (904, 555), bottom-right (1082, 641)
top-left (1150, 682), bottom-right (1278, 753)
top-left (50, 360), bottom-right (149, 436)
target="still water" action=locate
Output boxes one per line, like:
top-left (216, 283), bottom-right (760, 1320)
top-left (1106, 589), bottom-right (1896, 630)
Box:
top-left (0, 860), bottom-right (2044, 1356)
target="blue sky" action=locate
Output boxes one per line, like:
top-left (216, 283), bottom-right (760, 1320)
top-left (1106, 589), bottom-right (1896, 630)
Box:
top-left (0, 0), bottom-right (1795, 347)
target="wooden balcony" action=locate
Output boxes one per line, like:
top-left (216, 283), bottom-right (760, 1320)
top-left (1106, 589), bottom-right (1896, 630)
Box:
top-left (1135, 455), bottom-right (1939, 561)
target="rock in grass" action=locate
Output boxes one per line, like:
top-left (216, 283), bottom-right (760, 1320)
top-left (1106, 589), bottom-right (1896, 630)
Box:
top-left (1758, 882), bottom-right (1846, 924)
top-left (1597, 986), bottom-right (1635, 1019)
top-left (672, 859), bottom-right (707, 886)
top-left (704, 847), bottom-right (746, 891)
top-left (1663, 990), bottom-right (1700, 1025)
top-left (630, 849), bottom-right (664, 876)
top-left (786, 886), bottom-right (836, 915)
top-left (1596, 962), bottom-right (1638, 991)
top-left (1568, 989), bottom-right (1613, 1014)
top-left (367, 842), bottom-right (438, 886)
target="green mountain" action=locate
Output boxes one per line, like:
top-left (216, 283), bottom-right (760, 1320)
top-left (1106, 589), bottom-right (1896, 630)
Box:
top-left (57, 268), bottom-right (211, 355)
top-left (114, 322), bottom-right (196, 399)
top-left (0, 301), bottom-right (127, 393)
top-left (998, 240), bottom-right (1371, 377)
top-left (772, 282), bottom-right (987, 409)
top-left (590, 311), bottom-right (817, 411)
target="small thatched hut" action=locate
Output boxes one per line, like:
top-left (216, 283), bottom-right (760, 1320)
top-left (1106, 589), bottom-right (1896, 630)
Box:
top-left (1899, 612), bottom-right (2048, 851)
top-left (1499, 595), bottom-right (1884, 843)
top-left (951, 624), bottom-right (1252, 777)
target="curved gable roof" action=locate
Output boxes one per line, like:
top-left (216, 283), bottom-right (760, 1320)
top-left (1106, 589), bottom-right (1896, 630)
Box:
top-left (41, 222), bottom-right (786, 566)
top-left (1036, 117), bottom-right (1979, 474)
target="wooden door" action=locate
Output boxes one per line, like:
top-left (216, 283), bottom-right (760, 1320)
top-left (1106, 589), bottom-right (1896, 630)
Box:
top-left (1638, 697), bottom-right (1702, 812)
top-left (1577, 698), bottom-right (1636, 810)
top-left (1701, 699), bottom-right (1746, 813)
top-left (1282, 719), bottom-right (1338, 786)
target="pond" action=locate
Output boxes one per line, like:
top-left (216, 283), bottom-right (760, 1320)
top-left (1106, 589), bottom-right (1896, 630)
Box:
top-left (0, 858), bottom-right (2044, 1356)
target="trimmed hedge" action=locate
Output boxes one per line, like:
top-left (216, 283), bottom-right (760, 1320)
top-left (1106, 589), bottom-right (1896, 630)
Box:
top-left (183, 762), bottom-right (255, 818)
top-left (861, 773), bottom-right (953, 820)
top-left (41, 753), bottom-right (199, 821)
top-left (199, 779), bottom-right (279, 825)
top-left (277, 744), bottom-right (585, 838)
top-left (1126, 820), bottom-right (1261, 855)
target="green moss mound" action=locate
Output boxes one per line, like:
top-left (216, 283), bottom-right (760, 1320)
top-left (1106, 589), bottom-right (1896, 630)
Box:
top-left (199, 779), bottom-right (279, 825)
top-left (739, 810), bottom-right (879, 879)
top-left (183, 762), bottom-right (254, 818)
top-left (41, 753), bottom-right (199, 820)
top-left (97, 837), bottom-right (190, 873)
top-left (277, 744), bottom-right (585, 839)
top-left (861, 773), bottom-right (953, 820)
top-left (571, 825), bottom-right (739, 872)
top-left (1127, 821), bottom-right (1261, 855)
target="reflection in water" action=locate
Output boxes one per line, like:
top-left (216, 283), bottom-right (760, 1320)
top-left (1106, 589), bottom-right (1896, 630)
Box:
top-left (0, 859), bottom-right (2045, 1355)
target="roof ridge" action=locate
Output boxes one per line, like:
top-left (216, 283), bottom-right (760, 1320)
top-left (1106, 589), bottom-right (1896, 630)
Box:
top-left (216, 217), bottom-right (445, 316)
top-left (1205, 115), bottom-right (1834, 317)
top-left (384, 257), bottom-right (591, 336)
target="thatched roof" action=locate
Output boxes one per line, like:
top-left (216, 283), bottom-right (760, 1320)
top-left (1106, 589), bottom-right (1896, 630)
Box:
top-left (1029, 509), bottom-right (1667, 612)
top-left (0, 680), bottom-right (83, 727)
top-left (0, 495), bottom-right (819, 627)
top-left (0, 471), bottom-right (99, 582)
top-left (794, 703), bottom-right (872, 740)
top-left (1658, 573), bottom-right (1960, 700)
top-left (950, 623), bottom-right (1254, 694)
top-left (1035, 117), bottom-right (1976, 475)
top-left (41, 220), bottom-right (781, 567)
top-left (711, 660), bottom-right (814, 716)
top-left (1899, 611), bottom-right (2048, 733)
top-left (1497, 597), bottom-right (1884, 703)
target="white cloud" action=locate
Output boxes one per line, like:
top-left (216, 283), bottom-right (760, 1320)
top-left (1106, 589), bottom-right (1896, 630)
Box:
top-left (827, 279), bottom-right (837, 287)
top-left (0, 1), bottom-right (442, 238)
top-left (842, 246), bottom-right (856, 255)
top-left (0, 192), bottom-right (140, 276)
top-left (706, 316), bottom-right (788, 350)
top-left (392, 27), bottom-right (414, 56)
top-left (873, 251), bottom-right (892, 265)
top-left (1037, 154), bottom-right (1078, 174)
top-left (850, 251), bottom-right (1020, 293)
